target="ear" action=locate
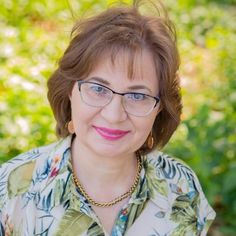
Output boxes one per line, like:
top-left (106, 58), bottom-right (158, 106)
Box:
top-left (155, 106), bottom-right (162, 117)
top-left (156, 101), bottom-right (163, 115)
top-left (68, 83), bottom-right (75, 101)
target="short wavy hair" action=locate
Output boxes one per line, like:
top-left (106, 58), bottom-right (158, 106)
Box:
top-left (47, 0), bottom-right (182, 154)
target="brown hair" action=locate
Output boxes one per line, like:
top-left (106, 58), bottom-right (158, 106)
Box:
top-left (47, 0), bottom-right (182, 154)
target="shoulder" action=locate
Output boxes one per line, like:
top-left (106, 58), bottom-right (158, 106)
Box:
top-left (145, 150), bottom-right (216, 234)
top-left (0, 136), bottom-right (73, 235)
top-left (0, 140), bottom-right (59, 208)
top-left (145, 150), bottom-right (198, 195)
top-left (146, 149), bottom-right (206, 193)
top-left (144, 150), bottom-right (200, 210)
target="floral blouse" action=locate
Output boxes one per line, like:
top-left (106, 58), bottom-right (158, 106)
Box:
top-left (0, 135), bottom-right (215, 236)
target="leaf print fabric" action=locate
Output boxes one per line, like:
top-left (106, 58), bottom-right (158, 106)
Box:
top-left (0, 135), bottom-right (215, 236)
top-left (8, 160), bottom-right (36, 198)
top-left (55, 209), bottom-right (93, 236)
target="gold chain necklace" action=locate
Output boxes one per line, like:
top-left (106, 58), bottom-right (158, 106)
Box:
top-left (71, 155), bottom-right (142, 207)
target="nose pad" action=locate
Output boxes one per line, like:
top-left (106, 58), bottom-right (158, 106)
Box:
top-left (100, 95), bottom-right (127, 123)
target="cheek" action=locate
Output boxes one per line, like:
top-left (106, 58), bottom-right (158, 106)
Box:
top-left (71, 98), bottom-right (100, 131)
top-left (70, 94), bottom-right (86, 127)
top-left (135, 114), bottom-right (157, 137)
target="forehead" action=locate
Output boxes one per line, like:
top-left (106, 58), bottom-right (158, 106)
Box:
top-left (87, 49), bottom-right (159, 92)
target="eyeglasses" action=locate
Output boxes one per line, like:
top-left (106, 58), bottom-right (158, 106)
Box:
top-left (77, 80), bottom-right (160, 117)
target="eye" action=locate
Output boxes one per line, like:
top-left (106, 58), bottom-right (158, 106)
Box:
top-left (90, 84), bottom-right (108, 94)
top-left (126, 93), bottom-right (146, 101)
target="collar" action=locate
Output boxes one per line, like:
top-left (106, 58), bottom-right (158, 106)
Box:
top-left (35, 135), bottom-right (169, 213)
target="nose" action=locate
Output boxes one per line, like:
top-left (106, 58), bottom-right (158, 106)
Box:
top-left (100, 94), bottom-right (127, 123)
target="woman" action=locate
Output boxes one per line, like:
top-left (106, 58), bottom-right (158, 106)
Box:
top-left (0, 1), bottom-right (215, 235)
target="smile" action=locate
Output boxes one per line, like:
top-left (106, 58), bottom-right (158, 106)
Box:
top-left (93, 126), bottom-right (130, 141)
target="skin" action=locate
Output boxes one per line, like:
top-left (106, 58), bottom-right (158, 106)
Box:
top-left (70, 49), bottom-right (161, 233)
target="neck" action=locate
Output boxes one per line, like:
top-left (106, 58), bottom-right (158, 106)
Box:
top-left (71, 137), bottom-right (138, 202)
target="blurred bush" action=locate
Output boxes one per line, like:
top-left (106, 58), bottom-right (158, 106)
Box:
top-left (0, 0), bottom-right (235, 235)
top-left (165, 0), bottom-right (236, 235)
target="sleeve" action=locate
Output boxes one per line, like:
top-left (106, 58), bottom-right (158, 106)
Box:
top-left (0, 154), bottom-right (36, 236)
top-left (0, 224), bottom-right (4, 236)
top-left (170, 155), bottom-right (216, 235)
top-left (0, 212), bottom-right (3, 236)
top-left (192, 173), bottom-right (216, 236)
top-left (0, 165), bottom-right (6, 236)
top-left (0, 212), bottom-right (5, 236)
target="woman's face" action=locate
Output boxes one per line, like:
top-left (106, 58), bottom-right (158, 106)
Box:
top-left (70, 50), bottom-right (160, 158)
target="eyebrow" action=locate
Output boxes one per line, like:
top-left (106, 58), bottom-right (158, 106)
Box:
top-left (89, 76), bottom-right (152, 93)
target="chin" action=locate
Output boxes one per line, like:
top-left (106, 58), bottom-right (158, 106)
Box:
top-left (91, 144), bottom-right (128, 158)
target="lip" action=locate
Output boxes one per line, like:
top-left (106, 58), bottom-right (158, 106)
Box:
top-left (93, 126), bottom-right (130, 141)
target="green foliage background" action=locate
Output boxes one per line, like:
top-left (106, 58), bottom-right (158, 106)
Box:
top-left (0, 0), bottom-right (235, 235)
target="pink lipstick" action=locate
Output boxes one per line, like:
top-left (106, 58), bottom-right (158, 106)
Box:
top-left (93, 126), bottom-right (130, 141)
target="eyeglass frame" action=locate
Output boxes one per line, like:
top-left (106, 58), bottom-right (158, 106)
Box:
top-left (77, 80), bottom-right (161, 116)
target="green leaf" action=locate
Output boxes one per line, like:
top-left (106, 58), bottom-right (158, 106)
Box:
top-left (55, 209), bottom-right (93, 236)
